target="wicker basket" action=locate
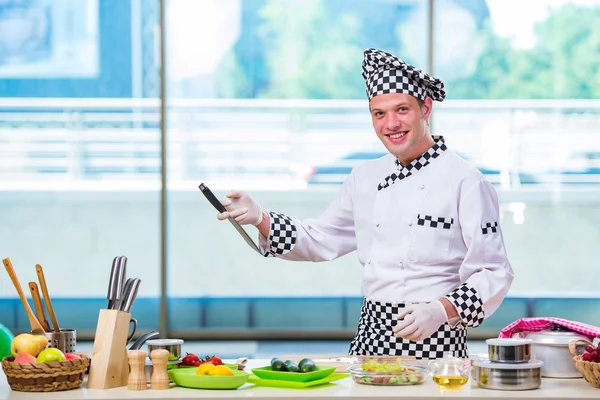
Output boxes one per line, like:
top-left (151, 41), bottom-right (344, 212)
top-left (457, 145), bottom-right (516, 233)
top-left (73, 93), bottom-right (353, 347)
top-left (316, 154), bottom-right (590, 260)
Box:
top-left (1, 354), bottom-right (90, 392)
top-left (569, 339), bottom-right (600, 389)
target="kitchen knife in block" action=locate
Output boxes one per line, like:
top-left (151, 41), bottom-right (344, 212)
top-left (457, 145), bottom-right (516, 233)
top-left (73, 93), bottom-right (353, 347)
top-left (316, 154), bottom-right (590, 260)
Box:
top-left (87, 309), bottom-right (132, 389)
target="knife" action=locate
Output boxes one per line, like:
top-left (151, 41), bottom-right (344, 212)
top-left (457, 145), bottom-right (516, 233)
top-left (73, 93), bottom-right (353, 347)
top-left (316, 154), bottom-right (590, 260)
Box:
top-left (107, 256), bottom-right (123, 309)
top-left (121, 278), bottom-right (141, 313)
top-left (198, 183), bottom-right (261, 254)
top-left (113, 256), bottom-right (128, 310)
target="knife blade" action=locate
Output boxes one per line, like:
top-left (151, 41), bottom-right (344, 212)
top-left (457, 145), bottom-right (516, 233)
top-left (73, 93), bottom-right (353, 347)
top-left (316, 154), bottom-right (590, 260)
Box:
top-left (113, 256), bottom-right (128, 310)
top-left (121, 278), bottom-right (141, 313)
top-left (198, 183), bottom-right (261, 254)
top-left (107, 256), bottom-right (122, 309)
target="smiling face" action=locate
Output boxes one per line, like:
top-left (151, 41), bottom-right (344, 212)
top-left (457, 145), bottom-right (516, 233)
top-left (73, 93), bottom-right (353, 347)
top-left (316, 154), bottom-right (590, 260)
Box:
top-left (369, 93), bottom-right (434, 165)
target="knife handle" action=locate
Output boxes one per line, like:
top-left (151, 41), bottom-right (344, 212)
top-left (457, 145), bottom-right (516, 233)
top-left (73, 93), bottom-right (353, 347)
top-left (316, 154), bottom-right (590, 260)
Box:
top-left (199, 183), bottom-right (227, 213)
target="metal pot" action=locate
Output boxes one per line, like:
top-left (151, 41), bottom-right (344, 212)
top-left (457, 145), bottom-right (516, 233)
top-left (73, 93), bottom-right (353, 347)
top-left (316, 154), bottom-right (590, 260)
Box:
top-left (515, 325), bottom-right (593, 378)
top-left (486, 338), bottom-right (531, 363)
top-left (145, 339), bottom-right (184, 361)
top-left (473, 360), bottom-right (543, 391)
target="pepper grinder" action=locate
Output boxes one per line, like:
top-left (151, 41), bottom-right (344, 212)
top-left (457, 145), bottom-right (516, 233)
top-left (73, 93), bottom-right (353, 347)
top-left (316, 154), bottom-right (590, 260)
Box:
top-left (150, 349), bottom-right (170, 390)
top-left (127, 350), bottom-right (147, 391)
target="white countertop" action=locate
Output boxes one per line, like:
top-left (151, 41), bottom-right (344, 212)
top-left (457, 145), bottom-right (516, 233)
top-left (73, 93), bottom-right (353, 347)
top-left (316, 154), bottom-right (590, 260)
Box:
top-left (1, 359), bottom-right (598, 400)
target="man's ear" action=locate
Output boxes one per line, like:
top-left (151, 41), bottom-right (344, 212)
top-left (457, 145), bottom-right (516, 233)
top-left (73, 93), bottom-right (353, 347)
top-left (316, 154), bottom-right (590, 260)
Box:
top-left (421, 97), bottom-right (433, 120)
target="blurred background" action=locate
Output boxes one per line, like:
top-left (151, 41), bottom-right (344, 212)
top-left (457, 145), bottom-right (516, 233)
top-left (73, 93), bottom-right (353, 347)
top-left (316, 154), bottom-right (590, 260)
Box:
top-left (1, 0), bottom-right (600, 351)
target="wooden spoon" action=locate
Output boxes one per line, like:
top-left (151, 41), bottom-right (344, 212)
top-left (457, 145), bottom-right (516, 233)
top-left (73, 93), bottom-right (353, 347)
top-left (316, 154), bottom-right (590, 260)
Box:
top-left (29, 282), bottom-right (51, 332)
top-left (2, 258), bottom-right (45, 334)
top-left (36, 264), bottom-right (60, 333)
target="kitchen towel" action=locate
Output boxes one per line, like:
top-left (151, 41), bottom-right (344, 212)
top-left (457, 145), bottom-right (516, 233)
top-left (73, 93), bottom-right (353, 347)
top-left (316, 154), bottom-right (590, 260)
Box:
top-left (499, 317), bottom-right (600, 339)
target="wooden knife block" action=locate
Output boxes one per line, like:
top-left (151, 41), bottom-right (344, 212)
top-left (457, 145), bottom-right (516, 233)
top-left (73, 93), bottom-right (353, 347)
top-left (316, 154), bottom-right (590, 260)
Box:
top-left (87, 309), bottom-right (132, 389)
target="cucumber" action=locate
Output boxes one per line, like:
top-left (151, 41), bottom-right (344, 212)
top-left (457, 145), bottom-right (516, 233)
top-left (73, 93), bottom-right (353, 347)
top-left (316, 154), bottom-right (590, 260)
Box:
top-left (284, 360), bottom-right (300, 372)
top-left (300, 359), bottom-right (317, 372)
top-left (297, 358), bottom-right (313, 368)
top-left (271, 358), bottom-right (287, 371)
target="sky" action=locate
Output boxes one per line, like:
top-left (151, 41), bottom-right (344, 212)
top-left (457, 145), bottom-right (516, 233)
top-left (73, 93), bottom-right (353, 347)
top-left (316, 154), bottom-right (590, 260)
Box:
top-left (487, 0), bottom-right (600, 48)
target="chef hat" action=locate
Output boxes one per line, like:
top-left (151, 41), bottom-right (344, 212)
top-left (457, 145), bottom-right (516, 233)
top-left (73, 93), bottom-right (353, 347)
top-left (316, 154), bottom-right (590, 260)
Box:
top-left (362, 48), bottom-right (446, 102)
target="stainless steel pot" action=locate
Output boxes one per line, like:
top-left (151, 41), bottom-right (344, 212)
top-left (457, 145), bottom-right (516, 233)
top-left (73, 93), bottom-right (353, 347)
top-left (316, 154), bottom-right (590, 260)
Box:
top-left (473, 360), bottom-right (543, 391)
top-left (486, 338), bottom-right (531, 363)
top-left (145, 339), bottom-right (183, 361)
top-left (517, 325), bottom-right (593, 378)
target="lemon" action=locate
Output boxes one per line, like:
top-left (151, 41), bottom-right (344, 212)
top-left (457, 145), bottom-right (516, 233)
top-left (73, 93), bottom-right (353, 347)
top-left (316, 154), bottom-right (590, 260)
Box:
top-left (213, 365), bottom-right (234, 376)
top-left (196, 363), bottom-right (216, 375)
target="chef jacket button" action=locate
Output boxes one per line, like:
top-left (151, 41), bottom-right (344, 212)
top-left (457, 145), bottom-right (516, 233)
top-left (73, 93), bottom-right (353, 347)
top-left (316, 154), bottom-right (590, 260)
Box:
top-left (420, 184), bottom-right (425, 189)
top-left (375, 221), bottom-right (379, 227)
top-left (398, 262), bottom-right (403, 268)
top-left (408, 221), bottom-right (413, 226)
top-left (366, 260), bottom-right (371, 265)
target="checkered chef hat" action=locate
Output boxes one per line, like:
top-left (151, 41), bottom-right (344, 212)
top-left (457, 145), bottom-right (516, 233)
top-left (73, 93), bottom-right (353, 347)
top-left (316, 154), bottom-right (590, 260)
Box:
top-left (362, 48), bottom-right (446, 102)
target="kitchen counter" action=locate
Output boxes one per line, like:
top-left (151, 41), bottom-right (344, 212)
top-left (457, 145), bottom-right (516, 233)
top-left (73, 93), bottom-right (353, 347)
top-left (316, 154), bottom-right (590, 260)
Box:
top-left (1, 359), bottom-right (598, 400)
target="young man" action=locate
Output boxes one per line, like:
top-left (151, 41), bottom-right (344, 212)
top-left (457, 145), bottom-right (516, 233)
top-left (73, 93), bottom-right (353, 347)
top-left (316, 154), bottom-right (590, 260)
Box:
top-left (216, 48), bottom-right (514, 359)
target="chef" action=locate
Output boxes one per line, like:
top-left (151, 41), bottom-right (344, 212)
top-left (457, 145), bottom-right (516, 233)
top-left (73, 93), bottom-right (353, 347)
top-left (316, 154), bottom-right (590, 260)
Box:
top-left (216, 48), bottom-right (514, 359)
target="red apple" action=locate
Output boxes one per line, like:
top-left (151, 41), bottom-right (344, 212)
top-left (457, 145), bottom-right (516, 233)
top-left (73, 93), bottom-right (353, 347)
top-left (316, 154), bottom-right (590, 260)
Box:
top-left (14, 353), bottom-right (37, 364)
top-left (64, 353), bottom-right (81, 361)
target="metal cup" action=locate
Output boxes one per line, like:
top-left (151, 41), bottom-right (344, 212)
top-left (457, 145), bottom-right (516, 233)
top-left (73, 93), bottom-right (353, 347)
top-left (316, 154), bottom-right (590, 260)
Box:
top-left (37, 329), bottom-right (77, 354)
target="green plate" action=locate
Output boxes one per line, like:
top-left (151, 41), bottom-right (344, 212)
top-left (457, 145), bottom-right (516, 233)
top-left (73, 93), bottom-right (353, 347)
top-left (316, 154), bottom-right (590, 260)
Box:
top-left (250, 366), bottom-right (336, 382)
top-left (168, 368), bottom-right (249, 390)
top-left (247, 373), bottom-right (349, 388)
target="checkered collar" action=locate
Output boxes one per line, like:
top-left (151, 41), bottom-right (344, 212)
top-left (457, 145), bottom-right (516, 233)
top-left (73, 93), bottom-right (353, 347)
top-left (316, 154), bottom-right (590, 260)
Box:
top-left (377, 136), bottom-right (447, 191)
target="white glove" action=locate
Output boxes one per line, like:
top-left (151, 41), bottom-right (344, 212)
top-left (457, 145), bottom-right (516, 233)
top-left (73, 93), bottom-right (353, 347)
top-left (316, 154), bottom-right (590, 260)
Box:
top-left (393, 301), bottom-right (449, 342)
top-left (216, 190), bottom-right (263, 226)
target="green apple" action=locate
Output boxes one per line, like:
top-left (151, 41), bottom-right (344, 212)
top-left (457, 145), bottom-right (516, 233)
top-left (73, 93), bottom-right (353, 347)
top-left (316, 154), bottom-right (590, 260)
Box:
top-left (36, 348), bottom-right (66, 363)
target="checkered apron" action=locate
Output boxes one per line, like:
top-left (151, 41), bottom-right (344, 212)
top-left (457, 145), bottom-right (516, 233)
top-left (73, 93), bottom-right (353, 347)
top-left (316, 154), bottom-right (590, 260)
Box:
top-left (348, 298), bottom-right (468, 359)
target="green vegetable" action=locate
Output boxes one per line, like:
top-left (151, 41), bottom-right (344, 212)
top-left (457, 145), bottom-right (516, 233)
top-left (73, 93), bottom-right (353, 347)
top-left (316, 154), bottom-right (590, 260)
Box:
top-left (284, 360), bottom-right (300, 372)
top-left (271, 358), bottom-right (287, 371)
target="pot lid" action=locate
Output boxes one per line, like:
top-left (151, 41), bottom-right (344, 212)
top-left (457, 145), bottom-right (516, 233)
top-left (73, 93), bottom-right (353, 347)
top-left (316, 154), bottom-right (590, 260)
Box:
top-left (486, 338), bottom-right (531, 346)
top-left (473, 360), bottom-right (543, 370)
top-left (145, 339), bottom-right (184, 345)
top-left (524, 329), bottom-right (592, 345)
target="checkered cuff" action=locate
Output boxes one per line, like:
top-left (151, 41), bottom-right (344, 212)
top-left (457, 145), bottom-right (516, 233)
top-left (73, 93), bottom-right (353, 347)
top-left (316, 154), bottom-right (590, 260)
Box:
top-left (446, 284), bottom-right (484, 328)
top-left (267, 211), bottom-right (297, 256)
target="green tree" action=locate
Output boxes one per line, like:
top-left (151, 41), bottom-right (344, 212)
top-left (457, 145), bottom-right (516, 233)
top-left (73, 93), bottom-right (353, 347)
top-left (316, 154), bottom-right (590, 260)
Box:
top-left (449, 4), bottom-right (600, 99)
top-left (255, 0), bottom-right (364, 99)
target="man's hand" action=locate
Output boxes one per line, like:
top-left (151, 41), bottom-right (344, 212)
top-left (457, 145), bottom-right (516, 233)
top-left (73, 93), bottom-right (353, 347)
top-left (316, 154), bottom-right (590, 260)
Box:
top-left (393, 301), bottom-right (448, 342)
top-left (217, 190), bottom-right (263, 226)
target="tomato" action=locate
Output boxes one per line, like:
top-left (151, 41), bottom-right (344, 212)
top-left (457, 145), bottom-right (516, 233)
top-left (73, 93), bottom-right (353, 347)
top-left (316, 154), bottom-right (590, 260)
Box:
top-left (207, 356), bottom-right (223, 366)
top-left (181, 352), bottom-right (200, 366)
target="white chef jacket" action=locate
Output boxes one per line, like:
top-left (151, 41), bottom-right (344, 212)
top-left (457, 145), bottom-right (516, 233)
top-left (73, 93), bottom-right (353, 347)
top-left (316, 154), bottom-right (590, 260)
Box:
top-left (259, 137), bottom-right (514, 327)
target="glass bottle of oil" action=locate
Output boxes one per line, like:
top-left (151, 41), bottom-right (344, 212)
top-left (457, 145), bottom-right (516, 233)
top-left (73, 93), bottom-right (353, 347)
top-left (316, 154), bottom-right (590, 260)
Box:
top-left (429, 352), bottom-right (470, 390)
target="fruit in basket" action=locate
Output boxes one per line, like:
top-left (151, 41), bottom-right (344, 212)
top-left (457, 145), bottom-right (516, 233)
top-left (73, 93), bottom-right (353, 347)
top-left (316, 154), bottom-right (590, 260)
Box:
top-left (14, 353), bottom-right (37, 364)
top-left (582, 344), bottom-right (600, 363)
top-left (10, 334), bottom-right (48, 358)
top-left (64, 353), bottom-right (81, 360)
top-left (36, 348), bottom-right (66, 363)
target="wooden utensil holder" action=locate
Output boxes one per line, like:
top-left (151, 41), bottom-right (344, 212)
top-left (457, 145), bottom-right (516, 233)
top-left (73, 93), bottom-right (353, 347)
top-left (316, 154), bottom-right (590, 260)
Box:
top-left (87, 309), bottom-right (131, 389)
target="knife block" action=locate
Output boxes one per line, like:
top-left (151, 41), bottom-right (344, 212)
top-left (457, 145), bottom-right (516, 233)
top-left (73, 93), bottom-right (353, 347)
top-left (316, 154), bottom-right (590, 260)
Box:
top-left (87, 309), bottom-right (132, 389)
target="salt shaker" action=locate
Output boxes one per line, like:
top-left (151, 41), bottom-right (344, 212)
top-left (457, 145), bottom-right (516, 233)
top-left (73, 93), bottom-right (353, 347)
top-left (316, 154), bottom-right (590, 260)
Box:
top-left (127, 350), bottom-right (147, 390)
top-left (150, 349), bottom-right (170, 390)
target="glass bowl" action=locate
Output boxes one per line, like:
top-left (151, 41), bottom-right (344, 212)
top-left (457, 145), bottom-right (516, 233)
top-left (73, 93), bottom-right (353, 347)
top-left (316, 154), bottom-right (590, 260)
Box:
top-left (348, 364), bottom-right (426, 386)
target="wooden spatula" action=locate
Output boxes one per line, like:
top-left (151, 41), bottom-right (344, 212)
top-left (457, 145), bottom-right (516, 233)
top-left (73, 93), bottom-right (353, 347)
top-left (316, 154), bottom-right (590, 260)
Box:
top-left (29, 282), bottom-right (51, 332)
top-left (2, 258), bottom-right (46, 334)
top-left (36, 264), bottom-right (60, 333)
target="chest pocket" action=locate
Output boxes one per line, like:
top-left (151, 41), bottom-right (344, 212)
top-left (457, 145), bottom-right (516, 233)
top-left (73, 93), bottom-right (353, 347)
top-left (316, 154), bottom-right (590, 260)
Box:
top-left (409, 213), bottom-right (455, 264)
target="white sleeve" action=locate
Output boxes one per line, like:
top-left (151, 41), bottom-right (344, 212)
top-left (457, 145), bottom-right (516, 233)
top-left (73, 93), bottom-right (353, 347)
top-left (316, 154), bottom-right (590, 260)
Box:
top-left (257, 173), bottom-right (357, 262)
top-left (446, 179), bottom-right (514, 327)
